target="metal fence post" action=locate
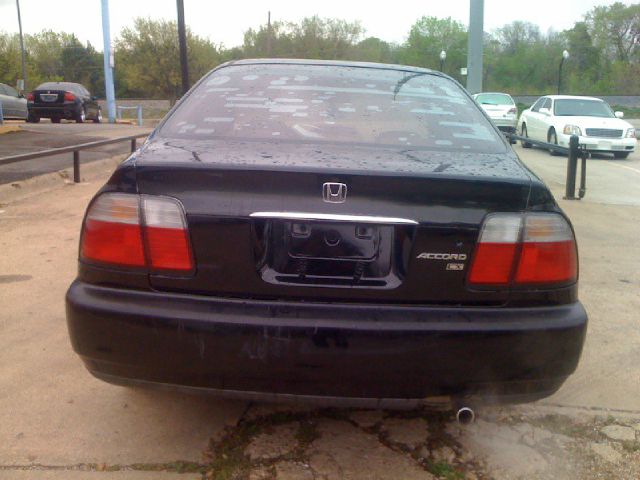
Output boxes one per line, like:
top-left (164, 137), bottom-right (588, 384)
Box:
top-left (137, 105), bottom-right (142, 126)
top-left (130, 138), bottom-right (137, 152)
top-left (564, 135), bottom-right (579, 200)
top-left (0, 101), bottom-right (4, 125)
top-left (73, 150), bottom-right (81, 183)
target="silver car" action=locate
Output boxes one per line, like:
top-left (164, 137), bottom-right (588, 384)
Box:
top-left (473, 92), bottom-right (518, 143)
top-left (0, 83), bottom-right (28, 120)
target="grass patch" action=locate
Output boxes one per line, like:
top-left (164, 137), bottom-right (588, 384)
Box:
top-left (426, 461), bottom-right (465, 479)
top-left (622, 440), bottom-right (640, 453)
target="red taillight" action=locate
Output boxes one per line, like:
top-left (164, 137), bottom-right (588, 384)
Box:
top-left (469, 213), bottom-right (577, 287)
top-left (27, 92), bottom-right (34, 101)
top-left (80, 193), bottom-right (193, 274)
top-left (508, 107), bottom-right (517, 115)
top-left (64, 91), bottom-right (76, 102)
top-left (142, 196), bottom-right (193, 271)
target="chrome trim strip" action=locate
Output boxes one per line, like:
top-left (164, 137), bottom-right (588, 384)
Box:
top-left (249, 211), bottom-right (418, 225)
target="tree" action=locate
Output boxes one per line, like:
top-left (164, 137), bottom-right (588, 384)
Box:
top-left (116, 18), bottom-right (222, 101)
top-left (242, 16), bottom-right (364, 60)
top-left (400, 16), bottom-right (467, 80)
top-left (586, 2), bottom-right (640, 63)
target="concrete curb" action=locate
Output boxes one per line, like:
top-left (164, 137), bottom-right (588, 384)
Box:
top-left (0, 154), bottom-right (126, 206)
top-left (0, 124), bottom-right (22, 135)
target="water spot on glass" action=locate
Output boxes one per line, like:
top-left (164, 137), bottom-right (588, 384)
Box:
top-left (242, 75), bottom-right (259, 81)
top-left (398, 137), bottom-right (408, 142)
top-left (206, 87), bottom-right (239, 92)
top-left (194, 128), bottom-right (215, 134)
top-left (204, 117), bottom-right (233, 123)
top-left (367, 106), bottom-right (381, 112)
top-left (294, 75), bottom-right (309, 81)
top-left (339, 107), bottom-right (355, 113)
top-left (206, 76), bottom-right (230, 86)
top-left (270, 77), bottom-right (290, 85)
top-left (293, 113), bottom-right (308, 117)
top-left (435, 140), bottom-right (453, 146)
top-left (366, 84), bottom-right (376, 88)
top-left (272, 132), bottom-right (281, 136)
top-left (275, 98), bottom-right (304, 103)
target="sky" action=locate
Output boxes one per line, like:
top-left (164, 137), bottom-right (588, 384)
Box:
top-left (0, 0), bottom-right (636, 50)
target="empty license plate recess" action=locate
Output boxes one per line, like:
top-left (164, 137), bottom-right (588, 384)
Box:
top-left (255, 219), bottom-right (405, 288)
top-left (287, 222), bottom-right (379, 261)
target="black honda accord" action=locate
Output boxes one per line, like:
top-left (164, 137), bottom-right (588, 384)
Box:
top-left (66, 60), bottom-right (587, 409)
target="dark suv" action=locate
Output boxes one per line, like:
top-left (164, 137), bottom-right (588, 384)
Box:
top-left (27, 82), bottom-right (101, 123)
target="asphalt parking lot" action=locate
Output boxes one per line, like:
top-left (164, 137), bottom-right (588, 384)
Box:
top-left (0, 122), bottom-right (153, 184)
top-left (0, 138), bottom-right (639, 479)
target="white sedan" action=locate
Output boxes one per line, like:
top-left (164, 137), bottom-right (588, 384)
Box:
top-left (517, 95), bottom-right (637, 159)
top-left (472, 92), bottom-right (518, 136)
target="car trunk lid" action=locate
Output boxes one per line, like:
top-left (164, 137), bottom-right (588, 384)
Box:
top-left (136, 138), bottom-right (532, 305)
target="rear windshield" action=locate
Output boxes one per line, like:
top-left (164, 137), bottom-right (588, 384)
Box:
top-left (475, 93), bottom-right (514, 105)
top-left (160, 64), bottom-right (504, 153)
top-left (554, 99), bottom-right (614, 118)
top-left (36, 82), bottom-right (79, 91)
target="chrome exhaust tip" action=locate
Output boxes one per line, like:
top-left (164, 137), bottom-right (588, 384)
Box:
top-left (456, 406), bottom-right (475, 425)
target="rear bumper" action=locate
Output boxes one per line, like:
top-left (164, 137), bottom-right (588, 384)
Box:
top-left (28, 103), bottom-right (79, 119)
top-left (66, 280), bottom-right (587, 405)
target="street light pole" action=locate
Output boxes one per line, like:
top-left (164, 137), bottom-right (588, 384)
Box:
top-left (558, 50), bottom-right (569, 95)
top-left (15, 0), bottom-right (27, 92)
top-left (439, 50), bottom-right (446, 72)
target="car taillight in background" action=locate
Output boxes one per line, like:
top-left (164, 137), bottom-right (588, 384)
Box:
top-left (26, 92), bottom-right (34, 101)
top-left (80, 193), bottom-right (193, 274)
top-left (507, 107), bottom-right (517, 115)
top-left (64, 91), bottom-right (76, 102)
top-left (469, 213), bottom-right (577, 287)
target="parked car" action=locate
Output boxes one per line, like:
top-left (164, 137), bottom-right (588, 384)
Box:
top-left (472, 92), bottom-right (518, 143)
top-left (27, 81), bottom-right (101, 124)
top-left (0, 82), bottom-right (28, 120)
top-left (66, 60), bottom-right (587, 410)
top-left (517, 95), bottom-right (637, 158)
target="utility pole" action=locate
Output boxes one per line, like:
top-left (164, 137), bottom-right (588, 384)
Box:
top-left (177, 0), bottom-right (189, 96)
top-left (101, 0), bottom-right (116, 123)
top-left (466, 0), bottom-right (484, 94)
top-left (15, 0), bottom-right (27, 92)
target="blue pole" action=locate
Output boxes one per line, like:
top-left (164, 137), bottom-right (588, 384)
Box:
top-left (101, 0), bottom-right (116, 123)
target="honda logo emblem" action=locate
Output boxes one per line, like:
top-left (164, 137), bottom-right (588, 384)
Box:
top-left (322, 182), bottom-right (347, 203)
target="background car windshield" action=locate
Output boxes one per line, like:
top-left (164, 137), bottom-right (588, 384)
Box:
top-left (160, 64), bottom-right (504, 153)
top-left (36, 82), bottom-right (77, 91)
top-left (475, 93), bottom-right (513, 105)
top-left (554, 99), bottom-right (614, 117)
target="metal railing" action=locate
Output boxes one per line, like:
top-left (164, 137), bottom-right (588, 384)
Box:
top-left (506, 132), bottom-right (588, 200)
top-left (116, 105), bottom-right (143, 126)
top-left (0, 133), bottom-right (148, 183)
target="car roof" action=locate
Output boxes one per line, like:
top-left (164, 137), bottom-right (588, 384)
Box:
top-left (542, 95), bottom-right (603, 102)
top-left (474, 92), bottom-right (513, 96)
top-left (220, 58), bottom-right (441, 76)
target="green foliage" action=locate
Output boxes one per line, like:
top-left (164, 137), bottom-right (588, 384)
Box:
top-left (116, 18), bottom-right (222, 102)
top-left (1, 5), bottom-right (639, 99)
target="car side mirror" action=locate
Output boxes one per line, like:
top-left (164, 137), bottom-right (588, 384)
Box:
top-left (539, 107), bottom-right (550, 115)
top-left (614, 111), bottom-right (624, 119)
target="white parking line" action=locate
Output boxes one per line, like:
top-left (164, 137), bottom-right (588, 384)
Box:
top-left (607, 161), bottom-right (640, 175)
